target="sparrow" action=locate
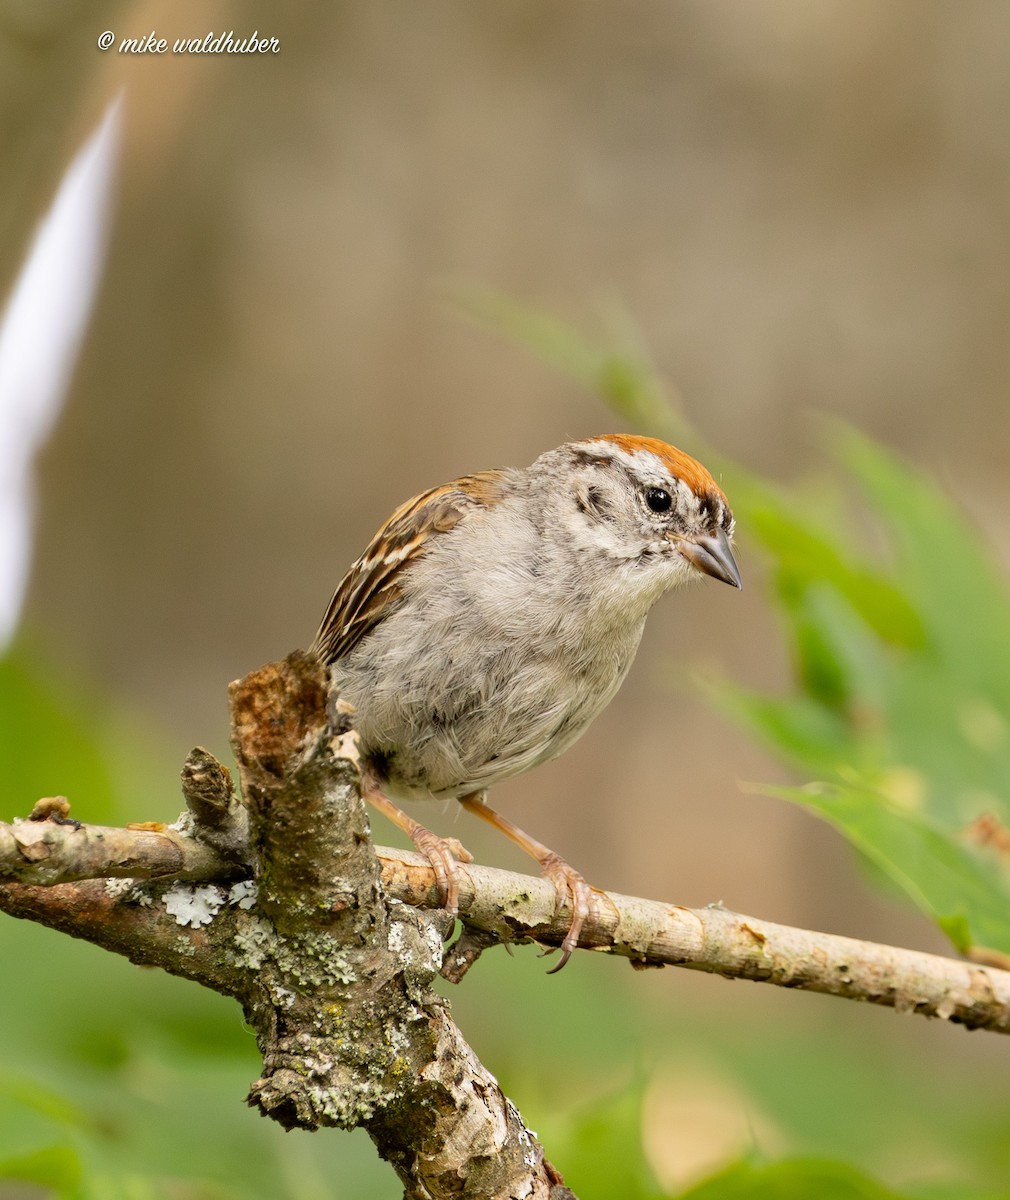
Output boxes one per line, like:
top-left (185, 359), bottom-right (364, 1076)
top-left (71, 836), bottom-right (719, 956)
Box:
top-left (312, 434), bottom-right (740, 969)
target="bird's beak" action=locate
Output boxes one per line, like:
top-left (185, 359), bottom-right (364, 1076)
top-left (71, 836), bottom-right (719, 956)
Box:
top-left (675, 527), bottom-right (742, 589)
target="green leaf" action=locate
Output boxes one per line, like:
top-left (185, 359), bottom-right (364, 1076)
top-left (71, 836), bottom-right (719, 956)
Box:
top-left (763, 783), bottom-right (1010, 958)
top-left (773, 576), bottom-right (894, 720)
top-left (831, 424), bottom-right (1010, 704)
top-left (0, 1143), bottom-right (82, 1192)
top-left (556, 1075), bottom-right (664, 1200)
top-left (678, 1157), bottom-right (913, 1200)
top-left (713, 420), bottom-right (1010, 951)
top-left (748, 502), bottom-right (927, 652)
top-left (448, 286), bottom-right (688, 440)
top-left (1, 1075), bottom-right (96, 1132)
top-left (706, 682), bottom-right (858, 779)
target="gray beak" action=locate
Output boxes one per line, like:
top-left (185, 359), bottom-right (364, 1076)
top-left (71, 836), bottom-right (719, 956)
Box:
top-left (676, 527), bottom-right (742, 589)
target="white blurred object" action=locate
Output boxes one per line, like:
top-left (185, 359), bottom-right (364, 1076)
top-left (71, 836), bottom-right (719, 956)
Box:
top-left (0, 94), bottom-right (122, 651)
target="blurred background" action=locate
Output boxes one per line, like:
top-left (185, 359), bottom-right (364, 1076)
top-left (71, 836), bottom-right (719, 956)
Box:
top-left (3, 2), bottom-right (1010, 1198)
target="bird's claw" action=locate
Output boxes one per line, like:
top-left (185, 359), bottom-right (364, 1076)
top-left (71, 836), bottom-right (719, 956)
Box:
top-left (410, 826), bottom-right (471, 916)
top-left (539, 853), bottom-right (592, 974)
top-left (442, 836), bottom-right (474, 864)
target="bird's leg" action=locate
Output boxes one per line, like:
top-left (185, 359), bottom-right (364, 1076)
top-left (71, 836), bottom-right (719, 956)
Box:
top-left (363, 786), bottom-right (472, 915)
top-left (458, 791), bottom-right (591, 972)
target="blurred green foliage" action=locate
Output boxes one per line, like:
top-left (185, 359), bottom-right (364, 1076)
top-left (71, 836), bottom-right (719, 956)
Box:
top-left (677, 1158), bottom-right (913, 1199)
top-left (4, 301), bottom-right (1010, 1197)
top-left (719, 426), bottom-right (1010, 964)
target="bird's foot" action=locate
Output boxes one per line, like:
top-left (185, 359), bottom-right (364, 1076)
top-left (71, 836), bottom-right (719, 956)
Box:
top-left (409, 826), bottom-right (473, 916)
top-left (539, 852), bottom-right (592, 974)
top-left (363, 785), bottom-right (472, 915)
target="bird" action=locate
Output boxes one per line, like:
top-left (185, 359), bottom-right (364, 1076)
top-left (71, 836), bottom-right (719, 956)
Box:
top-left (311, 434), bottom-right (741, 970)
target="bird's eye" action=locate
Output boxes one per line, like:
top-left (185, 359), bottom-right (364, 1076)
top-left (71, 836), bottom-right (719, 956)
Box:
top-left (645, 487), bottom-right (672, 514)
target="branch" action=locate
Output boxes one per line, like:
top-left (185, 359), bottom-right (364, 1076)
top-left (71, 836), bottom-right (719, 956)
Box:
top-left (3, 797), bottom-right (1009, 1035)
top-left (227, 653), bottom-right (571, 1197)
top-left (0, 800), bottom-right (237, 885)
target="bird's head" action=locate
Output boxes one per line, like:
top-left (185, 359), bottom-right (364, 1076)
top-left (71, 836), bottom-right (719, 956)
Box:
top-left (545, 433), bottom-right (742, 595)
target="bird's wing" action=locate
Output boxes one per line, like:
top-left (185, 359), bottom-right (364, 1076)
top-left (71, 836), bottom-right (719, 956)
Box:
top-left (312, 470), bottom-right (507, 663)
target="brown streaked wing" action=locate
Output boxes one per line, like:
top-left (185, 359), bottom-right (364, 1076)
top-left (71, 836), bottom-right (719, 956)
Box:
top-left (312, 470), bottom-right (507, 663)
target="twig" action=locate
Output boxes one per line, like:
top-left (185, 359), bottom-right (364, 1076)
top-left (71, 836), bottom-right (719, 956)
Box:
top-left (0, 806), bottom-right (233, 884)
top-left (180, 747), bottom-right (249, 862)
top-left (3, 802), bottom-right (1009, 1034)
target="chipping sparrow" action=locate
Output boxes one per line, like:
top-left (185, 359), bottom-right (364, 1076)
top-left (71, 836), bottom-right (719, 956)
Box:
top-left (312, 434), bottom-right (740, 969)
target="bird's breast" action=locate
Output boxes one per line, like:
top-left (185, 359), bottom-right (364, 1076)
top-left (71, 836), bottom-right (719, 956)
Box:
top-left (335, 596), bottom-right (647, 804)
